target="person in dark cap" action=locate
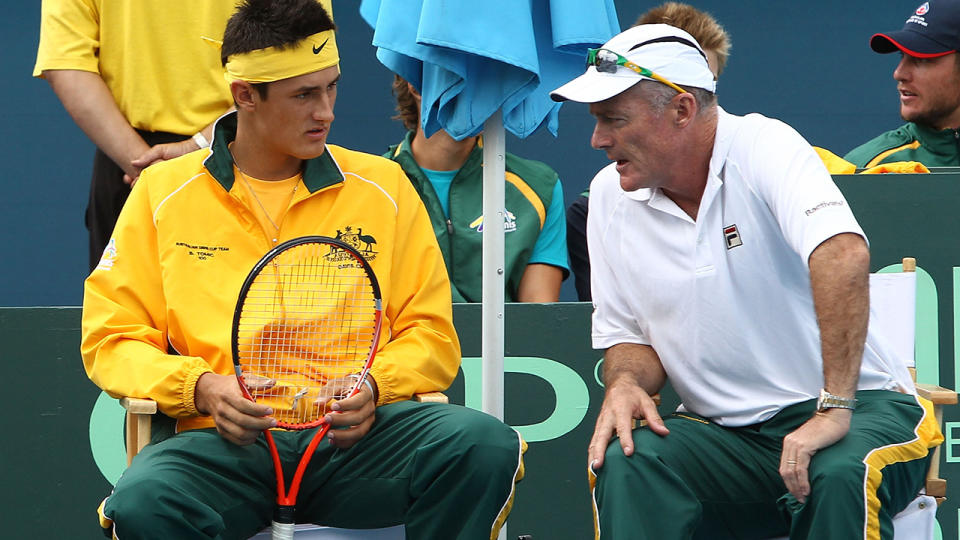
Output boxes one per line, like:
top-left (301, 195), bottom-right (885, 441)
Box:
top-left (845, 0), bottom-right (960, 168)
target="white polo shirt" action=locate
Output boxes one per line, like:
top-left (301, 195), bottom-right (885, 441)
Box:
top-left (588, 107), bottom-right (912, 426)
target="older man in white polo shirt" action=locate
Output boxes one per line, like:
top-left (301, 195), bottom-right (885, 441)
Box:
top-left (551, 24), bottom-right (942, 539)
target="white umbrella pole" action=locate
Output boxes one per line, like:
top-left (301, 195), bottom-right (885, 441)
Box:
top-left (481, 110), bottom-right (508, 540)
top-left (481, 110), bottom-right (505, 423)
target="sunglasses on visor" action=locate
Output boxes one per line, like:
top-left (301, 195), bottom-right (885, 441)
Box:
top-left (585, 48), bottom-right (687, 94)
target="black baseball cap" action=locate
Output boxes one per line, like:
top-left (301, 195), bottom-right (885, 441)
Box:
top-left (871, 0), bottom-right (960, 57)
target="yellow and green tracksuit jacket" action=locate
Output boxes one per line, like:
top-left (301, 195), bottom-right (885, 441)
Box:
top-left (386, 132), bottom-right (560, 303)
top-left (81, 112), bottom-right (460, 432)
top-left (844, 122), bottom-right (960, 168)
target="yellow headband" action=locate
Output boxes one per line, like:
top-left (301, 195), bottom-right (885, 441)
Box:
top-left (224, 30), bottom-right (340, 83)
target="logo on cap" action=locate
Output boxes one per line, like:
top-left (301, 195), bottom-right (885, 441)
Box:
top-left (916, 2), bottom-right (929, 16)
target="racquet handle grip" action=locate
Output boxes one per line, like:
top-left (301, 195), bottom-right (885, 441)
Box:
top-left (271, 521), bottom-right (295, 540)
top-left (272, 505), bottom-right (296, 540)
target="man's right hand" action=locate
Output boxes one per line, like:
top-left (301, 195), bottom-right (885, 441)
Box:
top-left (124, 139), bottom-right (203, 186)
top-left (587, 380), bottom-right (668, 470)
top-left (195, 372), bottom-right (276, 446)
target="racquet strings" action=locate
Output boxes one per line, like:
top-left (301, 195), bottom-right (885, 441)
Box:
top-left (235, 241), bottom-right (378, 428)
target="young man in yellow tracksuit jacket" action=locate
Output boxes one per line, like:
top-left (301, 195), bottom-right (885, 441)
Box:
top-left (81, 2), bottom-right (523, 538)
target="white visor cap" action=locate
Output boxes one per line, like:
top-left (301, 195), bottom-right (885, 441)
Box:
top-left (551, 24), bottom-right (716, 103)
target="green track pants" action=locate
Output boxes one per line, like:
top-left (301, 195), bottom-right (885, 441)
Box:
top-left (103, 400), bottom-right (525, 540)
top-left (590, 390), bottom-right (940, 540)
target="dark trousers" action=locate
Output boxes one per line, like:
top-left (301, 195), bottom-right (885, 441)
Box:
top-left (86, 130), bottom-right (187, 272)
top-left (565, 194), bottom-right (590, 302)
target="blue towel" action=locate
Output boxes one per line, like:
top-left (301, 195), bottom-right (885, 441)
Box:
top-left (360, 0), bottom-right (619, 139)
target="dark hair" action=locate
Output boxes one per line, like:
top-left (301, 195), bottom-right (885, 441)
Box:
top-left (221, 0), bottom-right (336, 97)
top-left (391, 75), bottom-right (420, 131)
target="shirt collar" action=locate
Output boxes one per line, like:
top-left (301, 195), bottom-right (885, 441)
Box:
top-left (204, 111), bottom-right (345, 193)
top-left (911, 121), bottom-right (960, 156)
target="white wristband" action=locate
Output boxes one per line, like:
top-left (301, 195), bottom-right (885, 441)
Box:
top-left (362, 378), bottom-right (376, 399)
top-left (350, 374), bottom-right (376, 399)
top-left (192, 131), bottom-right (210, 149)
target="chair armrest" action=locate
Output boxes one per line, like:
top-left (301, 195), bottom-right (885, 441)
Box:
top-left (119, 397), bottom-right (158, 414)
top-left (912, 383), bottom-right (956, 503)
top-left (413, 392), bottom-right (449, 404)
top-left (119, 397), bottom-right (157, 466)
top-left (916, 383), bottom-right (958, 405)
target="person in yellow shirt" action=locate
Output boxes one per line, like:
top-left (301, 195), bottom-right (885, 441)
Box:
top-left (34, 0), bottom-right (236, 271)
top-left (81, 1), bottom-right (524, 537)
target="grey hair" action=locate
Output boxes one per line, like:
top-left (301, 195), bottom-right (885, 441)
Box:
top-left (634, 80), bottom-right (717, 115)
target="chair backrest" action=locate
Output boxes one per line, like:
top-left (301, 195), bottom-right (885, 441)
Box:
top-left (769, 258), bottom-right (944, 540)
top-left (867, 258), bottom-right (917, 377)
top-left (869, 258), bottom-right (956, 505)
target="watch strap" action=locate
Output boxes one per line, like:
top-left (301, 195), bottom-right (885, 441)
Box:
top-left (818, 389), bottom-right (857, 411)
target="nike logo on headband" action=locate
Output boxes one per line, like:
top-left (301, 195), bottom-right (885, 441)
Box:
top-left (312, 39), bottom-right (329, 54)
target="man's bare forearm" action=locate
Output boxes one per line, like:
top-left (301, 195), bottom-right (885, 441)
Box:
top-left (517, 263), bottom-right (563, 302)
top-left (808, 232), bottom-right (870, 398)
top-left (44, 69), bottom-right (149, 177)
top-left (603, 343), bottom-right (667, 396)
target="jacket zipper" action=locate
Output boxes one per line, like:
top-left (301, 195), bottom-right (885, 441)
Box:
top-left (446, 218), bottom-right (455, 286)
top-left (954, 130), bottom-right (959, 163)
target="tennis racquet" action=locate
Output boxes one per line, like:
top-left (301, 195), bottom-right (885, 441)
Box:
top-left (231, 236), bottom-right (382, 540)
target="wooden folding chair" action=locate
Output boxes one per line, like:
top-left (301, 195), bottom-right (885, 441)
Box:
top-left (873, 258), bottom-right (955, 505)
top-left (767, 258), bottom-right (955, 540)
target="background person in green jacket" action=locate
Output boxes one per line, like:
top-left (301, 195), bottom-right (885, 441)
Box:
top-left (845, 0), bottom-right (960, 168)
top-left (385, 76), bottom-right (569, 303)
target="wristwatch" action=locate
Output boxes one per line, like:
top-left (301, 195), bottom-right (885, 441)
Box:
top-left (817, 389), bottom-right (857, 412)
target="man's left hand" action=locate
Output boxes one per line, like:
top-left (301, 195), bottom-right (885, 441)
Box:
top-left (323, 376), bottom-right (378, 449)
top-left (779, 408), bottom-right (852, 503)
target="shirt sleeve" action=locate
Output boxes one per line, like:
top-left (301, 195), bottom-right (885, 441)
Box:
top-left (81, 170), bottom-right (213, 418)
top-left (527, 179), bottom-right (570, 272)
top-left (33, 0), bottom-right (102, 77)
top-left (741, 115), bottom-right (866, 263)
top-left (587, 167), bottom-right (650, 350)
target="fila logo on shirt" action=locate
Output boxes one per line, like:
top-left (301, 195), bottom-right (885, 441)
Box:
top-left (723, 224), bottom-right (743, 250)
